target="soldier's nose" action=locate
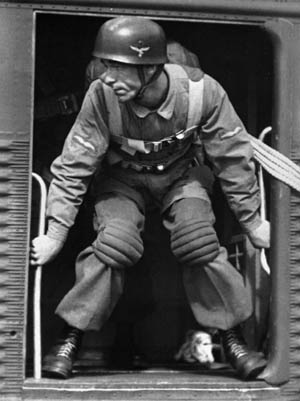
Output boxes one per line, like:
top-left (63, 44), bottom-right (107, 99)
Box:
top-left (100, 71), bottom-right (116, 86)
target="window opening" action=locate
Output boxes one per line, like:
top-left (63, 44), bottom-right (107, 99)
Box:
top-left (28, 12), bottom-right (273, 387)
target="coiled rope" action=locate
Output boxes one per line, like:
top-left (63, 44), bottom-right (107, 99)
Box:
top-left (248, 127), bottom-right (300, 193)
top-left (248, 126), bottom-right (300, 275)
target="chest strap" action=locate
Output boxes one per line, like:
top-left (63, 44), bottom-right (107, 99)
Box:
top-left (109, 124), bottom-right (199, 154)
top-left (103, 64), bottom-right (204, 155)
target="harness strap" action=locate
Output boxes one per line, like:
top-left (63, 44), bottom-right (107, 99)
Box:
top-left (103, 64), bottom-right (204, 155)
top-left (103, 67), bottom-right (300, 192)
top-left (165, 64), bottom-right (204, 129)
top-left (187, 75), bottom-right (204, 128)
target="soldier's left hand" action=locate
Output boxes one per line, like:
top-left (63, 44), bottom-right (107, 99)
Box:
top-left (247, 220), bottom-right (270, 249)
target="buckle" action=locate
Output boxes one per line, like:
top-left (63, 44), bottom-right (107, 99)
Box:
top-left (156, 164), bottom-right (165, 172)
top-left (152, 142), bottom-right (163, 152)
top-left (141, 164), bottom-right (166, 173)
top-left (175, 130), bottom-right (185, 140)
top-left (58, 94), bottom-right (79, 115)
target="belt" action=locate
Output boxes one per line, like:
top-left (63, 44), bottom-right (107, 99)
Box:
top-left (116, 146), bottom-right (194, 174)
top-left (120, 160), bottom-right (168, 173)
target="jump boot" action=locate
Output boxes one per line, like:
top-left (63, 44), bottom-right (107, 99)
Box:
top-left (221, 326), bottom-right (267, 380)
top-left (42, 325), bottom-right (83, 379)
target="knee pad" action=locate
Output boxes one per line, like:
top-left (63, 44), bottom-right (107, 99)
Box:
top-left (171, 219), bottom-right (219, 267)
top-left (93, 219), bottom-right (144, 269)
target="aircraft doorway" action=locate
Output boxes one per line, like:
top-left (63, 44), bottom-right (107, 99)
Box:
top-left (28, 10), bottom-right (273, 387)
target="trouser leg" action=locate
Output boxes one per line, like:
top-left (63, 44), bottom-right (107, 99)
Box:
top-left (183, 246), bottom-right (252, 330)
top-left (164, 197), bottom-right (252, 330)
top-left (56, 194), bottom-right (145, 331)
top-left (56, 246), bottom-right (125, 331)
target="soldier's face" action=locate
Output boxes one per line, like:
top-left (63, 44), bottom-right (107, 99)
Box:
top-left (100, 60), bottom-right (142, 102)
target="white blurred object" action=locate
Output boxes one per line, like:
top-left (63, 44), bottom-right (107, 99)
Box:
top-left (175, 330), bottom-right (215, 366)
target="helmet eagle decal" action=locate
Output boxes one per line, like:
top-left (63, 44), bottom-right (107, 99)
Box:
top-left (129, 45), bottom-right (151, 58)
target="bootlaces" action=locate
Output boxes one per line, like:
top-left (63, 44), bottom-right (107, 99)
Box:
top-left (57, 341), bottom-right (77, 359)
top-left (225, 329), bottom-right (248, 359)
top-left (57, 330), bottom-right (81, 359)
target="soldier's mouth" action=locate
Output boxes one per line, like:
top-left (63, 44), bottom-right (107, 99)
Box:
top-left (114, 89), bottom-right (127, 96)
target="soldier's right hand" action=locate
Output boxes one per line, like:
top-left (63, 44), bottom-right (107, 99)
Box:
top-left (30, 235), bottom-right (64, 266)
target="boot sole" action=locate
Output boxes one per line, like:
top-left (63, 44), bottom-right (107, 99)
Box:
top-left (238, 358), bottom-right (267, 380)
top-left (42, 363), bottom-right (72, 379)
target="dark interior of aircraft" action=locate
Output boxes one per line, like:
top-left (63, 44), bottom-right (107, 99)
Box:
top-left (27, 12), bottom-right (273, 377)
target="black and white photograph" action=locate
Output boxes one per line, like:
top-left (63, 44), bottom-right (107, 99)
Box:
top-left (0, 1), bottom-right (299, 400)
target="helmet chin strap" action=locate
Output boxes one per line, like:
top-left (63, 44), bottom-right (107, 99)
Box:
top-left (135, 65), bottom-right (164, 100)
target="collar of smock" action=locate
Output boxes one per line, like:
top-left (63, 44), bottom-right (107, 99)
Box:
top-left (128, 67), bottom-right (176, 119)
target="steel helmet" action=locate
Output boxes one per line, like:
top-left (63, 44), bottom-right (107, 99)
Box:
top-left (93, 16), bottom-right (167, 65)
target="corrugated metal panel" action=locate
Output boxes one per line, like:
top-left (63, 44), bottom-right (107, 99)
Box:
top-left (284, 22), bottom-right (300, 386)
top-left (290, 180), bottom-right (300, 383)
top-left (0, 137), bottom-right (30, 396)
top-left (0, 5), bottom-right (33, 399)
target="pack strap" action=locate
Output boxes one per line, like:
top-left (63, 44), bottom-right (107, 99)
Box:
top-left (35, 91), bottom-right (81, 120)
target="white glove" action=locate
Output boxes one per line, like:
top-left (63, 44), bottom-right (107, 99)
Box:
top-left (30, 234), bottom-right (64, 266)
top-left (247, 220), bottom-right (270, 249)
